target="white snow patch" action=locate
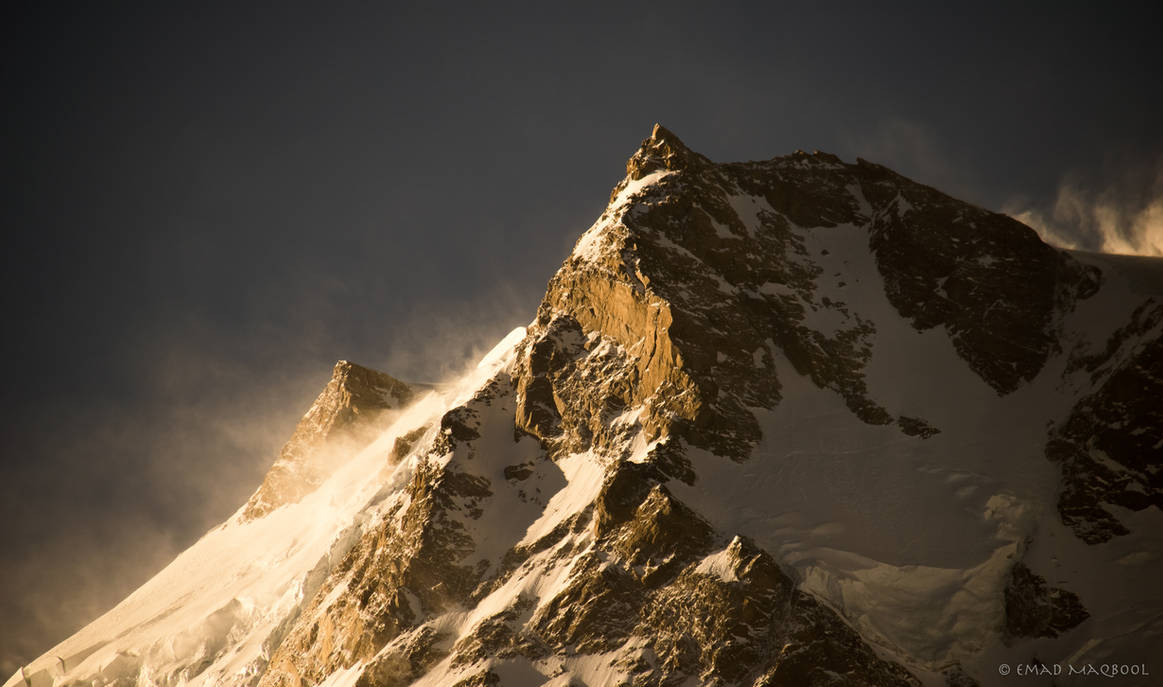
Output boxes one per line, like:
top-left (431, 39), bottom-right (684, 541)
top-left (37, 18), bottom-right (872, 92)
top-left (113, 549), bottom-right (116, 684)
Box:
top-left (316, 662), bottom-right (364, 687)
top-left (693, 542), bottom-right (740, 583)
top-left (571, 172), bottom-right (672, 263)
top-left (519, 451), bottom-right (606, 547)
top-left (847, 183), bottom-right (874, 218)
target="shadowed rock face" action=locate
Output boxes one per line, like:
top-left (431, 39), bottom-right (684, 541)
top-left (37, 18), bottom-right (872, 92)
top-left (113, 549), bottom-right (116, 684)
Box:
top-left (1050, 299), bottom-right (1163, 543)
top-left (1004, 562), bottom-right (1089, 641)
top-left (521, 125), bottom-right (1099, 468)
top-left (863, 170), bottom-right (1101, 396)
top-left (243, 361), bottom-right (414, 520)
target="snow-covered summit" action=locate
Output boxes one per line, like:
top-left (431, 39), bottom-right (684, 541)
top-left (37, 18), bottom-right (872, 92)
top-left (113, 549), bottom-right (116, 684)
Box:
top-left (9, 126), bottom-right (1163, 687)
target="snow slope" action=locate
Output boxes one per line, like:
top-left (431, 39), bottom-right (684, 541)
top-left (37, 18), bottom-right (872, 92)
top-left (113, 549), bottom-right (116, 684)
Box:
top-left (5, 328), bottom-right (528, 687)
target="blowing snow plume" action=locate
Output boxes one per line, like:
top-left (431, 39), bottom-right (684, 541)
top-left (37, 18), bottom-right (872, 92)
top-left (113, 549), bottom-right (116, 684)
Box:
top-left (1006, 156), bottom-right (1163, 257)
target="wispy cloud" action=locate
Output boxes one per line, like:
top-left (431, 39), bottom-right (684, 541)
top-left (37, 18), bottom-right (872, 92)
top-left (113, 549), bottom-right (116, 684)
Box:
top-left (1005, 158), bottom-right (1163, 257)
top-left (839, 118), bottom-right (978, 203)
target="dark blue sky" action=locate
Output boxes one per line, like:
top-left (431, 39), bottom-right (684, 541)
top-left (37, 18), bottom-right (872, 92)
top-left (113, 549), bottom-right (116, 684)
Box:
top-left (2, 1), bottom-right (1161, 672)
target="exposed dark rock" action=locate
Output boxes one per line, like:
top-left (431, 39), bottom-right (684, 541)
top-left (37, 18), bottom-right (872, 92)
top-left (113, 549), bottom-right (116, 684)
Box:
top-left (898, 415), bottom-right (940, 438)
top-left (1049, 299), bottom-right (1163, 543)
top-left (1004, 562), bottom-right (1089, 640)
top-left (861, 165), bottom-right (1101, 395)
top-left (502, 463), bottom-right (534, 481)
top-left (593, 460), bottom-right (667, 536)
top-left (636, 537), bottom-right (918, 686)
top-left (942, 663), bottom-right (980, 687)
top-left (390, 425), bottom-right (429, 463)
top-left (354, 626), bottom-right (447, 687)
top-left (624, 122), bottom-right (713, 182)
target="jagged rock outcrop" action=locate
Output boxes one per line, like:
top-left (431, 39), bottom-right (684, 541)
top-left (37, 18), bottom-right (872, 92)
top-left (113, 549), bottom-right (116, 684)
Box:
top-left (1049, 298), bottom-right (1163, 543)
top-left (863, 167), bottom-right (1101, 395)
top-left (1003, 562), bottom-right (1089, 641)
top-left (527, 125), bottom-right (1102, 470)
top-left (243, 360), bottom-right (414, 520)
top-left (263, 372), bottom-right (919, 685)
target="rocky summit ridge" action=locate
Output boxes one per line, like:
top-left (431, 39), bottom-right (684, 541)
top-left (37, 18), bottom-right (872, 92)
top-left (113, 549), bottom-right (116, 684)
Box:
top-left (9, 125), bottom-right (1163, 687)
top-left (243, 361), bottom-right (415, 521)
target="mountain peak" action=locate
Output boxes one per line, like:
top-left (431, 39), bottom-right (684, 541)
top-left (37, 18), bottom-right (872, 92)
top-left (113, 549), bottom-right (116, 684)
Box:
top-left (241, 360), bottom-right (413, 520)
top-left (649, 122), bottom-right (683, 146)
top-left (329, 359), bottom-right (412, 410)
top-left (626, 122), bottom-right (710, 180)
top-left (15, 130), bottom-right (1163, 687)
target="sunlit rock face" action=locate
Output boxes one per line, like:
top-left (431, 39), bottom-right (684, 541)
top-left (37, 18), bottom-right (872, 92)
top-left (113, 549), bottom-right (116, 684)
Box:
top-left (11, 126), bottom-right (1163, 687)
